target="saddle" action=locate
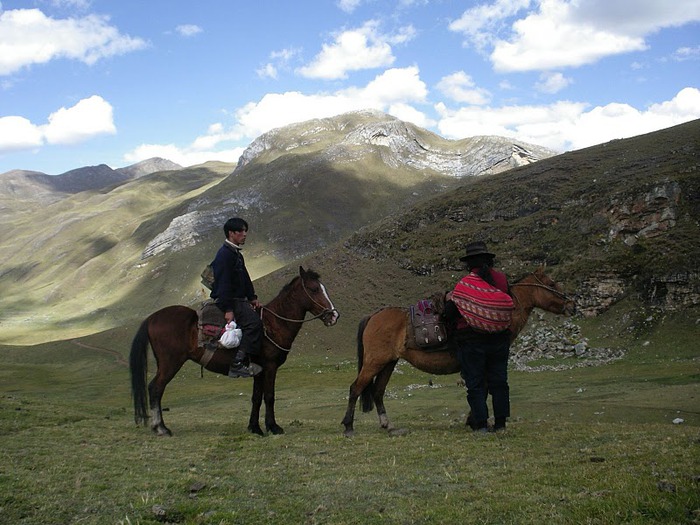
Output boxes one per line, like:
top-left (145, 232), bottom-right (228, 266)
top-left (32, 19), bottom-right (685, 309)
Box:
top-left (410, 299), bottom-right (448, 350)
top-left (197, 300), bottom-right (226, 347)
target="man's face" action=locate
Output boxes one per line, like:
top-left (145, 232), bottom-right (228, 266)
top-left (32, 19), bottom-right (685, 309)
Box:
top-left (228, 228), bottom-right (247, 245)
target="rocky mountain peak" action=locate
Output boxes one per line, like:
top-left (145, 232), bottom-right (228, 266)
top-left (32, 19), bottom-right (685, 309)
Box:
top-left (237, 110), bottom-right (557, 177)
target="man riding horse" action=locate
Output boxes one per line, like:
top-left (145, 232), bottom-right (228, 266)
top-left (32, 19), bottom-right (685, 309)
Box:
top-left (209, 217), bottom-right (263, 378)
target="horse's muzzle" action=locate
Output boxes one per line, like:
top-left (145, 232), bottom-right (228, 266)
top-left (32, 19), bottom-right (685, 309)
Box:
top-left (323, 309), bottom-right (339, 326)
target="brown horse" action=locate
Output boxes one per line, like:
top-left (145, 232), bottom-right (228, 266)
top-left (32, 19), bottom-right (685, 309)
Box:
top-left (341, 267), bottom-right (576, 436)
top-left (130, 266), bottom-right (339, 436)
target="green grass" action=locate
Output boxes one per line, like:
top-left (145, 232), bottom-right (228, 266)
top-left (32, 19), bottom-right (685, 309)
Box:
top-left (1, 309), bottom-right (698, 525)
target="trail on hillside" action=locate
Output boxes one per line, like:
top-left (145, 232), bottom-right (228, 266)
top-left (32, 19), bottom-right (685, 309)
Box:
top-left (71, 340), bottom-right (128, 367)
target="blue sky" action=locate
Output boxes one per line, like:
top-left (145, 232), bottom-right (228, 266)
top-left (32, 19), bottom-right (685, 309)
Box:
top-left (1, 0), bottom-right (699, 175)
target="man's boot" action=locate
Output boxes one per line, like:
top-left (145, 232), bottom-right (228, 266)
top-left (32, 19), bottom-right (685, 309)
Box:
top-left (228, 349), bottom-right (262, 378)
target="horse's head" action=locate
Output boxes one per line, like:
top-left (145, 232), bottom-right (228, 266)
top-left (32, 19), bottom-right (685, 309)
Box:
top-left (299, 266), bottom-right (339, 326)
top-left (514, 267), bottom-right (576, 316)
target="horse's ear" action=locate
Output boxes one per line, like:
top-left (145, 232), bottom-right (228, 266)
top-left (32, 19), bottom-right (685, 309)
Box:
top-left (299, 266), bottom-right (306, 277)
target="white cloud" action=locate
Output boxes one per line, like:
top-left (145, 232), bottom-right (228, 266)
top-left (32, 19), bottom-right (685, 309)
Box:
top-left (257, 47), bottom-right (300, 79)
top-left (534, 71), bottom-right (572, 94)
top-left (449, 0), bottom-right (700, 72)
top-left (436, 87), bottom-right (700, 151)
top-left (0, 116), bottom-right (43, 153)
top-left (436, 71), bottom-right (491, 105)
top-left (449, 0), bottom-right (532, 52)
top-left (0, 95), bottom-right (115, 153)
top-left (0, 8), bottom-right (147, 76)
top-left (297, 21), bottom-right (414, 79)
top-left (127, 66), bottom-right (430, 166)
top-left (123, 143), bottom-right (245, 168)
top-left (236, 66), bottom-right (428, 138)
top-left (491, 1), bottom-right (647, 72)
top-left (43, 95), bottom-right (116, 145)
top-left (175, 24), bottom-right (202, 37)
top-left (256, 63), bottom-right (278, 79)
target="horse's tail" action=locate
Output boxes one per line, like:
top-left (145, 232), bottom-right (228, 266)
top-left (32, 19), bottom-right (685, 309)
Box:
top-left (357, 315), bottom-right (375, 413)
top-left (129, 318), bottom-right (151, 426)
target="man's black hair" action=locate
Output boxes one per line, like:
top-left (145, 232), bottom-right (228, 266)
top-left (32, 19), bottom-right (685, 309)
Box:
top-left (224, 217), bottom-right (249, 236)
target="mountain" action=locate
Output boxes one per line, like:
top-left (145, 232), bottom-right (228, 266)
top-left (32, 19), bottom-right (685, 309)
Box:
top-left (0, 157), bottom-right (182, 201)
top-left (2, 111), bottom-right (696, 346)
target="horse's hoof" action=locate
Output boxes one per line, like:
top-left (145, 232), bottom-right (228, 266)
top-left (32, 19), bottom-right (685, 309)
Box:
top-left (152, 426), bottom-right (172, 437)
top-left (343, 429), bottom-right (355, 438)
top-left (267, 425), bottom-right (285, 435)
top-left (248, 426), bottom-right (264, 436)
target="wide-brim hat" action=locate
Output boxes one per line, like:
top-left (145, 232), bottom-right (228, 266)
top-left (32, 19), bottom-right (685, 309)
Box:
top-left (459, 241), bottom-right (494, 261)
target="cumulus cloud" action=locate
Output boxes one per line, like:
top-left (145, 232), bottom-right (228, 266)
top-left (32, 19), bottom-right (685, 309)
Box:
top-left (297, 20), bottom-right (415, 79)
top-left (449, 0), bottom-right (700, 72)
top-left (236, 66), bottom-right (428, 138)
top-left (0, 116), bottom-right (44, 153)
top-left (436, 87), bottom-right (700, 151)
top-left (123, 143), bottom-right (245, 168)
top-left (124, 122), bottom-right (245, 167)
top-left (0, 95), bottom-right (115, 153)
top-left (436, 71), bottom-right (492, 105)
top-left (0, 8), bottom-right (147, 76)
top-left (120, 66), bottom-right (431, 166)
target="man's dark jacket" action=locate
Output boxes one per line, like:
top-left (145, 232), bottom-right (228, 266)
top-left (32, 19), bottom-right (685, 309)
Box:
top-left (210, 242), bottom-right (256, 312)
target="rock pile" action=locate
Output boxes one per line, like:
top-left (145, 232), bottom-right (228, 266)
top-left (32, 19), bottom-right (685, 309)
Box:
top-left (510, 316), bottom-right (625, 372)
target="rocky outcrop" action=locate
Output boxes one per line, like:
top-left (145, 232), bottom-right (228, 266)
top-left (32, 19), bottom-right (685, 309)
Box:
top-left (607, 181), bottom-right (681, 245)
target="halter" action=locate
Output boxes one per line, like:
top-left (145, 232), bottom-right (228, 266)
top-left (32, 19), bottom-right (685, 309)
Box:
top-left (260, 277), bottom-right (338, 352)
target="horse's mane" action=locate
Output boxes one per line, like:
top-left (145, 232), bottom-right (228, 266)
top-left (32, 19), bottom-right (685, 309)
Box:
top-left (281, 269), bottom-right (321, 292)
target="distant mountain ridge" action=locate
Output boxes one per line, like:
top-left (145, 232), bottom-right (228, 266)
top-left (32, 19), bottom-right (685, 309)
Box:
top-left (0, 157), bottom-right (182, 198)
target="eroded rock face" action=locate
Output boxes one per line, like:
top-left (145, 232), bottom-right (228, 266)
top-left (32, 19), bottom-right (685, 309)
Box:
top-left (576, 274), bottom-right (627, 317)
top-left (607, 181), bottom-right (681, 245)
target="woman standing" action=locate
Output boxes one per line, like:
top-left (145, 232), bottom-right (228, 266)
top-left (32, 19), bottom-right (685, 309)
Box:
top-left (444, 241), bottom-right (512, 433)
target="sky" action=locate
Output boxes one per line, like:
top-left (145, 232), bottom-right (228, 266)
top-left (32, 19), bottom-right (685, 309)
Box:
top-left (1, 0), bottom-right (699, 175)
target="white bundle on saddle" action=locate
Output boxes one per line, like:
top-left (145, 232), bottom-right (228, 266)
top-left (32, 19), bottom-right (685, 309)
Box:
top-left (219, 321), bottom-right (242, 348)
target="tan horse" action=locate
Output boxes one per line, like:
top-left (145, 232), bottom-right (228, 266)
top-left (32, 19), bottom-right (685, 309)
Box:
top-left (341, 267), bottom-right (576, 436)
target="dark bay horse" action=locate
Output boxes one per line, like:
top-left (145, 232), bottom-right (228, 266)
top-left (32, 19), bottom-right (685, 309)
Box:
top-left (130, 267), bottom-right (339, 436)
top-left (341, 267), bottom-right (576, 436)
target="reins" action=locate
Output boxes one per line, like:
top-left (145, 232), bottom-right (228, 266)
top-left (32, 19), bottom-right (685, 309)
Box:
top-left (260, 278), bottom-right (337, 352)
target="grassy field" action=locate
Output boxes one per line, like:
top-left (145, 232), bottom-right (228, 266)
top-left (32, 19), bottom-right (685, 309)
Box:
top-left (1, 308), bottom-right (698, 525)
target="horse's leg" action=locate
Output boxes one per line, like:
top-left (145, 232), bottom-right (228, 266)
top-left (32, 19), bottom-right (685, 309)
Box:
top-left (147, 356), bottom-right (186, 436)
top-left (371, 360), bottom-right (398, 431)
top-left (263, 366), bottom-right (284, 435)
top-left (248, 372), bottom-right (265, 436)
top-left (341, 360), bottom-right (390, 437)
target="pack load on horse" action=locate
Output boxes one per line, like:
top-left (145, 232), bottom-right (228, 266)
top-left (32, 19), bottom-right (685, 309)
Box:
top-left (341, 267), bottom-right (576, 437)
top-left (130, 266), bottom-right (339, 436)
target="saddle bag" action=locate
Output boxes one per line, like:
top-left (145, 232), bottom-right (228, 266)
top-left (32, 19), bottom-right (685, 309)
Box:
top-left (452, 272), bottom-right (514, 333)
top-left (410, 299), bottom-right (447, 348)
top-left (201, 263), bottom-right (215, 290)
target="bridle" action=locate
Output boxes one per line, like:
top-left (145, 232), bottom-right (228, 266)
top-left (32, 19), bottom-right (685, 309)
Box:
top-left (510, 272), bottom-right (574, 314)
top-left (260, 277), bottom-right (338, 352)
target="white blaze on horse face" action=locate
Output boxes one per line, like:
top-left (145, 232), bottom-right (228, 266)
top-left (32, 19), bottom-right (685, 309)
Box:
top-left (320, 283), bottom-right (339, 324)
